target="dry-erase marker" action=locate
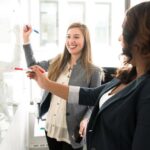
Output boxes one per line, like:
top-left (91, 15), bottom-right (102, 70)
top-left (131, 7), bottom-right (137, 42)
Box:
top-left (14, 67), bottom-right (33, 73)
top-left (33, 29), bottom-right (39, 34)
top-left (14, 67), bottom-right (45, 73)
top-left (25, 25), bottom-right (39, 34)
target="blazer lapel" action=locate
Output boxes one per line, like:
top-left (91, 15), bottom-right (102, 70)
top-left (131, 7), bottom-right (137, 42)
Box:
top-left (100, 74), bottom-right (148, 113)
top-left (40, 91), bottom-right (50, 105)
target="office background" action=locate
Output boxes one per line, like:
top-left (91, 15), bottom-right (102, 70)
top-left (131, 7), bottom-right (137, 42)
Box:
top-left (0, 0), bottom-right (148, 149)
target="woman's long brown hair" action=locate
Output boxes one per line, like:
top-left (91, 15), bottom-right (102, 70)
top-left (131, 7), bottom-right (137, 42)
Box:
top-left (116, 1), bottom-right (150, 84)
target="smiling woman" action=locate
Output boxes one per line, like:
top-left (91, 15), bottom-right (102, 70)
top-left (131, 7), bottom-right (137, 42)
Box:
top-left (22, 22), bottom-right (103, 150)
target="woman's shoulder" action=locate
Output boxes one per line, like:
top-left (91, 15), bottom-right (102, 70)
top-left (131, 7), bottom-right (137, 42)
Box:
top-left (90, 64), bottom-right (105, 76)
top-left (89, 63), bottom-right (103, 71)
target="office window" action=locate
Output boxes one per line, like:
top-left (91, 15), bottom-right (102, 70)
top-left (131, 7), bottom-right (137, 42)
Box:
top-left (67, 2), bottom-right (85, 24)
top-left (40, 1), bottom-right (58, 46)
top-left (94, 2), bottom-right (111, 45)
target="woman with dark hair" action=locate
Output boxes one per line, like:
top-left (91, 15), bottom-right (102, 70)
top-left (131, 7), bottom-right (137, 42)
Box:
top-left (27, 2), bottom-right (150, 150)
top-left (22, 22), bottom-right (103, 150)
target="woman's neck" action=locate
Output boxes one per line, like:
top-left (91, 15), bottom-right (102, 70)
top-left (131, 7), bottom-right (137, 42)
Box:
top-left (69, 55), bottom-right (80, 67)
top-left (136, 64), bottom-right (148, 78)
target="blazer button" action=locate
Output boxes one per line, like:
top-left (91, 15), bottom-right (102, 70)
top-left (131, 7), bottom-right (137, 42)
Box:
top-left (66, 112), bottom-right (70, 116)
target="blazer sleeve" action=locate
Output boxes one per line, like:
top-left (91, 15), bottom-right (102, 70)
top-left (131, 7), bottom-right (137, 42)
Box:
top-left (68, 84), bottom-right (105, 107)
top-left (23, 44), bottom-right (49, 70)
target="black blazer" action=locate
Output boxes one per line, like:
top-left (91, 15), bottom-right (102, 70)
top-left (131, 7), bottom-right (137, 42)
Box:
top-left (78, 74), bottom-right (150, 150)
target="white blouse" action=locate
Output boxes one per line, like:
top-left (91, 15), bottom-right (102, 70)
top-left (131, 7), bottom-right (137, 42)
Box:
top-left (99, 88), bottom-right (114, 108)
top-left (45, 64), bottom-right (72, 144)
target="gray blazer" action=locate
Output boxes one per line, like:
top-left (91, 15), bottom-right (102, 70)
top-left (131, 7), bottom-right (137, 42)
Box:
top-left (23, 44), bottom-right (103, 148)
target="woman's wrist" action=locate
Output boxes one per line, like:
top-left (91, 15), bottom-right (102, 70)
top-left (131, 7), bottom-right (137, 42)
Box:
top-left (23, 37), bottom-right (30, 45)
top-left (23, 41), bottom-right (30, 45)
